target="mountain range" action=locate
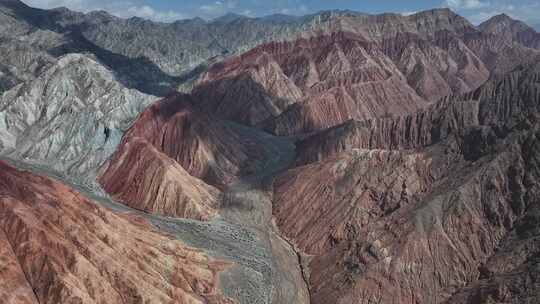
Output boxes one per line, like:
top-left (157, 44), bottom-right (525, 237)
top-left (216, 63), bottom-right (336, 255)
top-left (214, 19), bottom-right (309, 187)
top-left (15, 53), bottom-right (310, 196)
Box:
top-left (1, 0), bottom-right (540, 303)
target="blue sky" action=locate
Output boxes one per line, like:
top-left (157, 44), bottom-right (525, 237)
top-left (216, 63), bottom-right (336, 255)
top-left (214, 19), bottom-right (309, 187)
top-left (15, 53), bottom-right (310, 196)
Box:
top-left (24, 0), bottom-right (540, 26)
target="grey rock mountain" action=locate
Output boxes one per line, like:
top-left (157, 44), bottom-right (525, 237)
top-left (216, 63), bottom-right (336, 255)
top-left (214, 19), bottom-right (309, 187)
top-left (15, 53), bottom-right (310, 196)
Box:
top-left (0, 0), bottom-right (334, 95)
top-left (0, 53), bottom-right (155, 187)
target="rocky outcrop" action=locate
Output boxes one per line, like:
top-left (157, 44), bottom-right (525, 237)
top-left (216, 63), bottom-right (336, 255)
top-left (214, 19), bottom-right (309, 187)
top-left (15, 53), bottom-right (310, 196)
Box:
top-left (197, 9), bottom-right (533, 136)
top-left (384, 31), bottom-right (489, 102)
top-left (464, 31), bottom-right (540, 76)
top-left (3, 3), bottom-right (540, 303)
top-left (275, 118), bottom-right (540, 304)
top-left (0, 160), bottom-right (234, 304)
top-left (0, 1), bottom-right (538, 188)
top-left (190, 9), bottom-right (540, 138)
top-left (0, 53), bottom-right (155, 188)
top-left (0, 0), bottom-right (371, 94)
top-left (107, 93), bottom-right (265, 187)
top-left (294, 97), bottom-right (479, 164)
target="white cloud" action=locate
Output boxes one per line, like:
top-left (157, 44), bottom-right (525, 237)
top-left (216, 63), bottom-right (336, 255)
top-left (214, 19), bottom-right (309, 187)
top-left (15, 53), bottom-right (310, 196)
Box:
top-left (467, 4), bottom-right (539, 23)
top-left (199, 0), bottom-right (238, 16)
top-left (401, 11), bottom-right (417, 16)
top-left (275, 4), bottom-right (309, 15)
top-left (23, 0), bottom-right (187, 22)
top-left (123, 5), bottom-right (186, 21)
top-left (241, 9), bottom-right (254, 16)
top-left (442, 0), bottom-right (540, 26)
top-left (445, 0), bottom-right (490, 10)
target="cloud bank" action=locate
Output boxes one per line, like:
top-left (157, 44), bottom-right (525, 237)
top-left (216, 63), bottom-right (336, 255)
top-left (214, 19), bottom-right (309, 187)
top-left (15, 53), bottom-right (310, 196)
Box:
top-left (24, 0), bottom-right (187, 22)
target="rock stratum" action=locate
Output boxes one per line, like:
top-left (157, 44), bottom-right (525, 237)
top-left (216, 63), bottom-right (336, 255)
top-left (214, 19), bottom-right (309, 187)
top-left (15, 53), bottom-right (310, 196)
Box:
top-left (2, 1), bottom-right (540, 304)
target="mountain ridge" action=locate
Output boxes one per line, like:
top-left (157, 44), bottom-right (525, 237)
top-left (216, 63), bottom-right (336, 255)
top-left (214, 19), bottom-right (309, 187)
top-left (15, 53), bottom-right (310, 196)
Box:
top-left (2, 2), bottom-right (540, 304)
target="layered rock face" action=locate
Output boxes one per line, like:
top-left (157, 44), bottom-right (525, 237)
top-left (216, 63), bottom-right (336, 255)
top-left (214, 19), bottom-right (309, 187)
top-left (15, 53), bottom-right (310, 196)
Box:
top-left (272, 62), bottom-right (540, 304)
top-left (276, 143), bottom-right (539, 304)
top-left (98, 137), bottom-right (220, 220)
top-left (196, 31), bottom-right (431, 133)
top-left (0, 160), bottom-right (233, 304)
top-left (0, 0), bottom-right (536, 187)
top-left (98, 93), bottom-right (265, 219)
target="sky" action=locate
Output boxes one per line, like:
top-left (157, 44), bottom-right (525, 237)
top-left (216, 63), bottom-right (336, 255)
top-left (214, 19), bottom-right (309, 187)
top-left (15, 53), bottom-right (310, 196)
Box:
top-left (23, 0), bottom-right (540, 27)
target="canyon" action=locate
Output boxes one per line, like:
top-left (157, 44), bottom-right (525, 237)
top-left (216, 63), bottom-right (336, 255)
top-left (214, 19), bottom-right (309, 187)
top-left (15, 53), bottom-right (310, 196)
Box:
top-left (1, 0), bottom-right (540, 303)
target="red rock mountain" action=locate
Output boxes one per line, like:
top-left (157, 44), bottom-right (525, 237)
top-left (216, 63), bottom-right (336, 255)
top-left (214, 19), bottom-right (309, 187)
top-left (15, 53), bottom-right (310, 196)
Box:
top-left (193, 10), bottom-right (540, 138)
top-left (99, 93), bottom-right (265, 220)
top-left (97, 10), bottom-right (540, 304)
top-left (272, 61), bottom-right (540, 304)
top-left (0, 161), bottom-right (234, 304)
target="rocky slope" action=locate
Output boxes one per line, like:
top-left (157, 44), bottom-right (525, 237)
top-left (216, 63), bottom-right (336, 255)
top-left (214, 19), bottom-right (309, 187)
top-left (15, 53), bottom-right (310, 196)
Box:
top-left (98, 137), bottom-right (220, 220)
top-left (98, 93), bottom-right (266, 219)
top-left (0, 160), bottom-right (234, 304)
top-left (271, 60), bottom-right (540, 304)
top-left (0, 0), bottom-right (537, 186)
top-left (295, 59), bottom-right (540, 163)
top-left (195, 31), bottom-right (428, 132)
top-left (0, 53), bottom-right (155, 188)
top-left (446, 204), bottom-right (540, 304)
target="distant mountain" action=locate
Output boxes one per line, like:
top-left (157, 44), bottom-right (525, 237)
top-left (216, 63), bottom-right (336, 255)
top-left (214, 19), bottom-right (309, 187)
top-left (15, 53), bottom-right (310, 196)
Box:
top-left (213, 12), bottom-right (249, 23)
top-left (480, 13), bottom-right (540, 49)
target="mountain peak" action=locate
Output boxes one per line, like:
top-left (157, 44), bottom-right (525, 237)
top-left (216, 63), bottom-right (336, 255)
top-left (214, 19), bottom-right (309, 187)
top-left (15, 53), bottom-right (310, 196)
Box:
top-left (479, 13), bottom-right (534, 35)
top-left (408, 7), bottom-right (467, 22)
